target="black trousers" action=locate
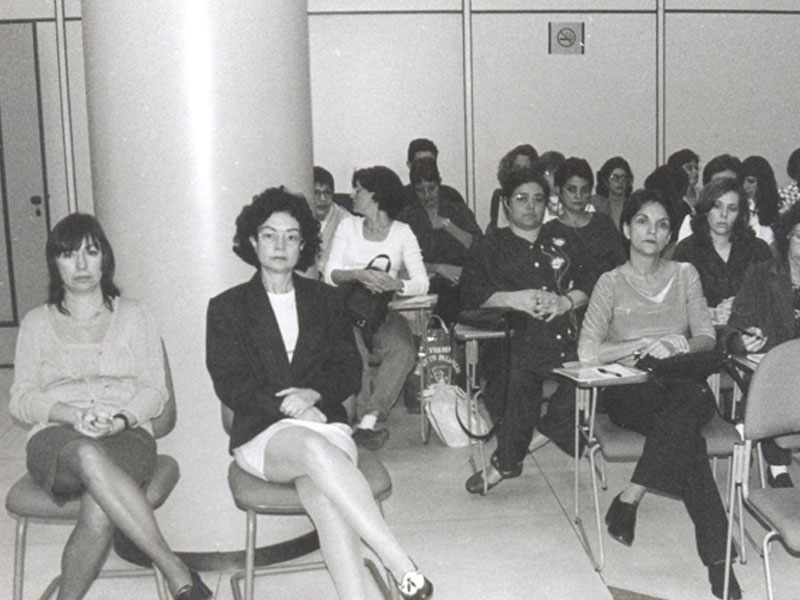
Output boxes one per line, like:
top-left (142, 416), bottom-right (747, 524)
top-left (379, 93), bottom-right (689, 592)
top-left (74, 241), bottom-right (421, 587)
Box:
top-left (603, 381), bottom-right (730, 566)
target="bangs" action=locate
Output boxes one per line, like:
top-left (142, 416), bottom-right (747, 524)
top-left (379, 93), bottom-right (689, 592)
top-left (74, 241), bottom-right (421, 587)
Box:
top-left (49, 214), bottom-right (105, 256)
top-left (51, 232), bottom-right (101, 256)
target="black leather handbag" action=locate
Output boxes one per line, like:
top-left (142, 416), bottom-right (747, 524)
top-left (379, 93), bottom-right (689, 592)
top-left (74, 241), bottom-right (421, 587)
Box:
top-left (343, 254), bottom-right (394, 350)
top-left (635, 349), bottom-right (727, 385)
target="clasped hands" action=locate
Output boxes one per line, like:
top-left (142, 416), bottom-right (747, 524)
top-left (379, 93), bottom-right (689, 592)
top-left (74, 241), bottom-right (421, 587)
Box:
top-left (73, 405), bottom-right (125, 438)
top-left (278, 387), bottom-right (327, 423)
top-left (357, 269), bottom-right (403, 294)
top-left (636, 334), bottom-right (690, 360)
top-left (505, 289), bottom-right (570, 322)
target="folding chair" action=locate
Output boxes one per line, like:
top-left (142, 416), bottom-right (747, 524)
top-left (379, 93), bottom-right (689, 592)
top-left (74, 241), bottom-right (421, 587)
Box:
top-left (724, 339), bottom-right (800, 600)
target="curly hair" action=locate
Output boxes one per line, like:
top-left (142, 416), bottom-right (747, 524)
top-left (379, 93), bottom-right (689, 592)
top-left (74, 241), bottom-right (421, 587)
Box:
top-left (47, 213), bottom-right (120, 314)
top-left (689, 179), bottom-right (752, 246)
top-left (352, 166), bottom-right (405, 219)
top-left (742, 155), bottom-right (780, 227)
top-left (554, 157), bottom-right (594, 190)
top-left (595, 156), bottom-right (633, 197)
top-left (496, 144), bottom-right (539, 188)
top-left (773, 201), bottom-right (800, 260)
top-left (232, 186), bottom-right (321, 270)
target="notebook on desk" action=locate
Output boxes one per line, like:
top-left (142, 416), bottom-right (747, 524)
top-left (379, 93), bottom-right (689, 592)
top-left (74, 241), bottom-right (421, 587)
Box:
top-left (552, 362), bottom-right (648, 386)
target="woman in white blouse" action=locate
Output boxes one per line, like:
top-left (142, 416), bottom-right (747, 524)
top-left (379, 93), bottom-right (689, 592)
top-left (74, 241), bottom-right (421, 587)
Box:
top-left (10, 214), bottom-right (210, 600)
top-left (324, 166), bottom-right (429, 451)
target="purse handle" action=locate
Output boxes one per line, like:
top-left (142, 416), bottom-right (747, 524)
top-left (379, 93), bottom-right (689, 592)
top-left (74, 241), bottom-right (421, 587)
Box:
top-left (365, 254), bottom-right (391, 272)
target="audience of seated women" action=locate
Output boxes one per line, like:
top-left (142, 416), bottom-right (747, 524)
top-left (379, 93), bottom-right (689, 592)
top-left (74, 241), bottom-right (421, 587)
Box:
top-left (543, 157), bottom-right (626, 291)
top-left (398, 157), bottom-right (481, 324)
top-left (590, 156), bottom-right (634, 230)
top-left (578, 190), bottom-right (741, 599)
top-left (723, 201), bottom-right (800, 489)
top-left (778, 147), bottom-right (800, 213)
top-left (486, 143), bottom-right (539, 234)
top-left (673, 179), bottom-right (772, 327)
top-left (205, 189), bottom-right (432, 600)
top-left (10, 214), bottom-right (211, 600)
top-left (742, 155), bottom-right (780, 246)
top-left (324, 166), bottom-right (429, 451)
top-left (460, 168), bottom-right (590, 493)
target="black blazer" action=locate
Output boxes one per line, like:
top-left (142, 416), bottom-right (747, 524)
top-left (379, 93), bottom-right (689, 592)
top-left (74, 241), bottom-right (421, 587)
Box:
top-left (206, 273), bottom-right (361, 453)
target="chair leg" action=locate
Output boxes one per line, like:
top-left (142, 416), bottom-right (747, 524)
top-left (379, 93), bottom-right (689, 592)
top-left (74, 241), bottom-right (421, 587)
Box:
top-left (12, 517), bottom-right (28, 600)
top-left (757, 443), bottom-right (766, 488)
top-left (586, 445), bottom-right (605, 571)
top-left (762, 530), bottom-right (778, 600)
top-left (245, 509), bottom-right (257, 600)
top-left (736, 484), bottom-right (746, 565)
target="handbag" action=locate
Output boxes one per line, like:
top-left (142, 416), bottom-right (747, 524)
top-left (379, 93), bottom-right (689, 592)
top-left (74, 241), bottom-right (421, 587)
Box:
top-left (423, 383), bottom-right (488, 447)
top-left (635, 349), bottom-right (727, 385)
top-left (343, 254), bottom-right (394, 350)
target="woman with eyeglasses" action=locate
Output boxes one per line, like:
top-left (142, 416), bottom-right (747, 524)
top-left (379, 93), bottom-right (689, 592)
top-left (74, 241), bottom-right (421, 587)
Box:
top-left (741, 155), bottom-right (780, 246)
top-left (542, 157), bottom-right (626, 294)
top-left (207, 187), bottom-right (433, 600)
top-left (591, 156), bottom-right (634, 231)
top-left (324, 166), bottom-right (428, 451)
top-left (673, 179), bottom-right (772, 327)
top-left (723, 201), bottom-right (800, 489)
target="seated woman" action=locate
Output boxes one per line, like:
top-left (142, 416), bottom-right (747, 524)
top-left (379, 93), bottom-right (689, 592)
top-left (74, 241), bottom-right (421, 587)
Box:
top-left (206, 188), bottom-right (433, 600)
top-left (578, 190), bottom-right (741, 599)
top-left (460, 167), bottom-right (590, 493)
top-left (673, 179), bottom-right (772, 326)
top-left (398, 157), bottom-right (481, 324)
top-left (10, 214), bottom-right (210, 600)
top-left (742, 155), bottom-right (781, 246)
top-left (486, 143), bottom-right (540, 234)
top-left (590, 156), bottom-right (634, 231)
top-left (543, 157), bottom-right (626, 291)
top-left (324, 166), bottom-right (429, 450)
top-left (723, 201), bottom-right (800, 489)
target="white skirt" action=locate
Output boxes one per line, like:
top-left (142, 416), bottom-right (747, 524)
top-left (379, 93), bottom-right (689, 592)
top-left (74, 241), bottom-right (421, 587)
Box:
top-left (234, 419), bottom-right (358, 481)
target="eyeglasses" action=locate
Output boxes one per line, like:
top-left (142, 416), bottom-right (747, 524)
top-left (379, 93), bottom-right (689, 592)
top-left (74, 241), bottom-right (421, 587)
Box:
top-left (314, 188), bottom-right (333, 199)
top-left (258, 231), bottom-right (302, 246)
top-left (609, 173), bottom-right (629, 183)
top-left (510, 193), bottom-right (546, 205)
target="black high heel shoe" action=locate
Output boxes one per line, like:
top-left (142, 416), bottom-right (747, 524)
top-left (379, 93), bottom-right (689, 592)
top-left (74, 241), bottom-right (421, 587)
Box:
top-left (174, 570), bottom-right (213, 600)
top-left (465, 455), bottom-right (523, 495)
top-left (396, 569), bottom-right (433, 600)
top-left (708, 561), bottom-right (741, 600)
top-left (604, 493), bottom-right (638, 547)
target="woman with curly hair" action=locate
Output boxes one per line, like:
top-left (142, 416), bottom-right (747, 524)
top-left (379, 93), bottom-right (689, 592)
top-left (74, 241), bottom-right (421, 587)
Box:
top-left (207, 187), bottom-right (433, 599)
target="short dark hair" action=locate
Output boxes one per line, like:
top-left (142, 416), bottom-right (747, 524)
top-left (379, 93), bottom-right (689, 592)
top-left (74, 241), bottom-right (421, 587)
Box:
top-left (407, 138), bottom-right (438, 163)
top-left (496, 144), bottom-right (539, 188)
top-left (232, 187), bottom-right (321, 270)
top-left (773, 201), bottom-right (800, 260)
top-left (620, 188), bottom-right (673, 230)
top-left (554, 157), bottom-right (594, 190)
top-left (644, 164), bottom-right (689, 205)
top-left (690, 179), bottom-right (751, 244)
top-left (534, 151), bottom-right (565, 175)
top-left (409, 157), bottom-right (441, 185)
top-left (742, 155), bottom-right (780, 226)
top-left (596, 156), bottom-right (633, 197)
top-left (702, 154), bottom-right (742, 185)
top-left (667, 149), bottom-right (699, 171)
top-left (47, 213), bottom-right (120, 314)
top-left (501, 167), bottom-right (550, 199)
top-left (313, 166), bottom-right (334, 191)
top-left (786, 147), bottom-right (800, 181)
top-left (352, 166), bottom-right (405, 219)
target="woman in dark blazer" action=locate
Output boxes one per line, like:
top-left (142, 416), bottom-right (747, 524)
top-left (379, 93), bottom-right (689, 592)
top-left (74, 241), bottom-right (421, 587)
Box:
top-left (206, 188), bottom-right (432, 600)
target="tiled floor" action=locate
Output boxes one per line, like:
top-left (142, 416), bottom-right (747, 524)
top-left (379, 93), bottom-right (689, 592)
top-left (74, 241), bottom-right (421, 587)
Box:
top-left (1, 367), bottom-right (798, 600)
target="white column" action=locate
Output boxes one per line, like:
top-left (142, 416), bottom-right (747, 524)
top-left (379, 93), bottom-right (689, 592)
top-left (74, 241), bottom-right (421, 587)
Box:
top-left (81, 0), bottom-right (312, 550)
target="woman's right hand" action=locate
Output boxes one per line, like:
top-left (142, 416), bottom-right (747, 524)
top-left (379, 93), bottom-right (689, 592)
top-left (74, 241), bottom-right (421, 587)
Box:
top-left (73, 406), bottom-right (116, 438)
top-left (358, 269), bottom-right (403, 293)
top-left (740, 327), bottom-right (767, 352)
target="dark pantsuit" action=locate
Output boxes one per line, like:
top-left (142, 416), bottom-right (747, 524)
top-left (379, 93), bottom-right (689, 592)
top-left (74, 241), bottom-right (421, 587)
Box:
top-left (603, 381), bottom-right (730, 566)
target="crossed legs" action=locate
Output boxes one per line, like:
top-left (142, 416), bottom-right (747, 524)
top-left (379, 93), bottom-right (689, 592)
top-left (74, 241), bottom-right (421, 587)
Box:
top-left (261, 427), bottom-right (415, 600)
top-left (55, 438), bottom-right (191, 600)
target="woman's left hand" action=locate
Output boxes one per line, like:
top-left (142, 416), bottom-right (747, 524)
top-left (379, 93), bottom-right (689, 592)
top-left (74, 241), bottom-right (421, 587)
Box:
top-left (643, 334), bottom-right (689, 359)
top-left (277, 387), bottom-right (321, 418)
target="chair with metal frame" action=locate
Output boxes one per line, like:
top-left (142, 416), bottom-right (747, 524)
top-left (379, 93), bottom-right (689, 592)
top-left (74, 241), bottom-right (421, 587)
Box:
top-left (220, 405), bottom-right (396, 600)
top-left (5, 346), bottom-right (180, 600)
top-left (723, 339), bottom-right (800, 600)
top-left (583, 372), bottom-right (744, 572)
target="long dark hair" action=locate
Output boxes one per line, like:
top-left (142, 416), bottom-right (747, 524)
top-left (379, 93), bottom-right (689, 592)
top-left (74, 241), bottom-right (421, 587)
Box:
top-left (596, 157), bottom-right (633, 197)
top-left (46, 213), bottom-right (120, 314)
top-left (689, 179), bottom-right (752, 246)
top-left (742, 155), bottom-right (780, 227)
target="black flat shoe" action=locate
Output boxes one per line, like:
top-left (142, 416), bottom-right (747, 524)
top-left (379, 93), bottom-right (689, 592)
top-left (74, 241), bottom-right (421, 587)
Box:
top-left (604, 493), bottom-right (638, 547)
top-left (174, 570), bottom-right (212, 600)
top-left (767, 471), bottom-right (794, 488)
top-left (465, 456), bottom-right (522, 495)
top-left (397, 569), bottom-right (433, 600)
top-left (708, 561), bottom-right (741, 600)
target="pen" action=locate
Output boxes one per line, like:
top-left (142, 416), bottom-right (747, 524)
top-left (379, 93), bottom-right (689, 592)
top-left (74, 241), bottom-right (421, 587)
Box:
top-left (597, 367), bottom-right (623, 377)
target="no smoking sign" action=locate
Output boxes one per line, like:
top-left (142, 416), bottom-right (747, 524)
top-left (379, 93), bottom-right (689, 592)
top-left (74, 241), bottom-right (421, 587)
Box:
top-left (549, 22), bottom-right (585, 55)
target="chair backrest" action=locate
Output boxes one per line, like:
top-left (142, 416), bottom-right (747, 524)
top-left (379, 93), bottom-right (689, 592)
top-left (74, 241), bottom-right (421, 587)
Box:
top-left (150, 341), bottom-right (177, 439)
top-left (744, 338), bottom-right (800, 441)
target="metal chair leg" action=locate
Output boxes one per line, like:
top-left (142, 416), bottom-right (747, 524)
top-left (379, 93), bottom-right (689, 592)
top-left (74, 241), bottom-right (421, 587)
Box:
top-left (763, 530), bottom-right (778, 600)
top-left (12, 517), bottom-right (27, 600)
top-left (245, 509), bottom-right (256, 600)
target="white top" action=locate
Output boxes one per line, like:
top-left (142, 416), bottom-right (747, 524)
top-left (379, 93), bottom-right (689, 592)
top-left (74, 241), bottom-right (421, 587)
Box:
top-left (323, 215), bottom-right (429, 296)
top-left (267, 289), bottom-right (299, 361)
top-left (748, 199), bottom-right (775, 246)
